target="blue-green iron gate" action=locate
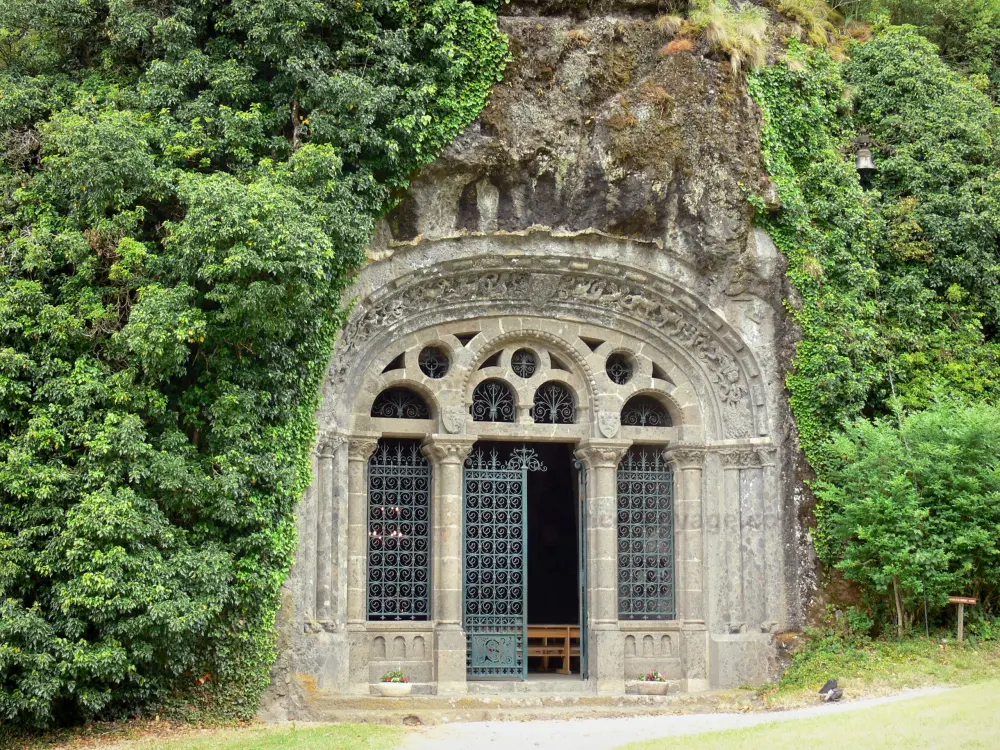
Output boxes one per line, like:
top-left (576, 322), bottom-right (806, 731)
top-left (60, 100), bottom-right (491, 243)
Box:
top-left (463, 446), bottom-right (546, 679)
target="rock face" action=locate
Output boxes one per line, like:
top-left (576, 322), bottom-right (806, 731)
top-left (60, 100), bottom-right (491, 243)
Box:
top-left (262, 1), bottom-right (809, 721)
top-left (378, 4), bottom-right (770, 292)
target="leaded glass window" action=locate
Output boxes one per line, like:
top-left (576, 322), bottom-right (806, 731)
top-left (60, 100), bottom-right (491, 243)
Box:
top-left (617, 448), bottom-right (675, 620)
top-left (371, 387), bottom-right (431, 419)
top-left (367, 439), bottom-right (431, 621)
top-left (471, 379), bottom-right (516, 422)
top-left (531, 381), bottom-right (576, 424)
top-left (621, 394), bottom-right (672, 427)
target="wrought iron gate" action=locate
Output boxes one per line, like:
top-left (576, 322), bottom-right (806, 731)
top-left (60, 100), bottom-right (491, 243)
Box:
top-left (463, 446), bottom-right (546, 679)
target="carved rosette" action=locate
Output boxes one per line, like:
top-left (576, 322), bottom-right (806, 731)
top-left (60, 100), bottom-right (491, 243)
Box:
top-left (421, 435), bottom-right (477, 466)
top-left (347, 437), bottom-right (379, 463)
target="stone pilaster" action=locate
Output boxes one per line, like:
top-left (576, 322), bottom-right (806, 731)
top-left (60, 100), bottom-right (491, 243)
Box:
top-left (575, 439), bottom-right (631, 694)
top-left (666, 445), bottom-right (709, 691)
top-left (346, 434), bottom-right (379, 693)
top-left (316, 434), bottom-right (346, 622)
top-left (422, 434), bottom-right (477, 694)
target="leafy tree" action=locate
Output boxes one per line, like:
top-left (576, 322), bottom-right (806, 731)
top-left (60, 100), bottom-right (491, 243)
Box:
top-left (816, 401), bottom-right (1000, 631)
top-left (0, 0), bottom-right (506, 728)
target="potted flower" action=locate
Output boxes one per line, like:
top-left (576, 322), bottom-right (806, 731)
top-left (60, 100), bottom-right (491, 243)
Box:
top-left (377, 669), bottom-right (412, 697)
top-left (637, 670), bottom-right (670, 695)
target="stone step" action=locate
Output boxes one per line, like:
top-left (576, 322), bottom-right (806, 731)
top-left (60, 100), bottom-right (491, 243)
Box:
top-left (295, 690), bottom-right (733, 725)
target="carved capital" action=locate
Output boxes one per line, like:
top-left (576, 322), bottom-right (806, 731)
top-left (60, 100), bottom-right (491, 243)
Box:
top-left (421, 435), bottom-right (477, 466)
top-left (575, 440), bottom-right (632, 469)
top-left (347, 436), bottom-right (379, 463)
top-left (717, 448), bottom-right (764, 468)
top-left (316, 430), bottom-right (347, 458)
top-left (665, 444), bottom-right (705, 470)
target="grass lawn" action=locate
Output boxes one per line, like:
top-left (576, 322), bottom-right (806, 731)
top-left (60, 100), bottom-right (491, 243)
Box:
top-left (620, 681), bottom-right (1000, 750)
top-left (5, 723), bottom-right (402, 750)
top-left (760, 635), bottom-right (1000, 708)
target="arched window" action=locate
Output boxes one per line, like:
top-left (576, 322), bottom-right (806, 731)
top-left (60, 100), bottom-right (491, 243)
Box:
top-left (621, 394), bottom-right (672, 427)
top-left (531, 381), bottom-right (576, 424)
top-left (617, 447), bottom-right (675, 620)
top-left (368, 439), bottom-right (431, 621)
top-left (471, 379), bottom-right (516, 422)
top-left (371, 386), bottom-right (431, 419)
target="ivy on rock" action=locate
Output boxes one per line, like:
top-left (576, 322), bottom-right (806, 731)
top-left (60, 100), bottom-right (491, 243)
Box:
top-left (0, 0), bottom-right (507, 728)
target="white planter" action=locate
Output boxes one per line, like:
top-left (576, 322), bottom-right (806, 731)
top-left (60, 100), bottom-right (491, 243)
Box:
top-left (378, 682), bottom-right (413, 697)
top-left (637, 681), bottom-right (669, 696)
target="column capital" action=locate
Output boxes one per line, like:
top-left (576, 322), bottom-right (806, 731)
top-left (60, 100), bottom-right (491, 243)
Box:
top-left (347, 434), bottom-right (380, 463)
top-left (665, 444), bottom-right (706, 470)
top-left (316, 429), bottom-right (348, 458)
top-left (575, 439), bottom-right (631, 469)
top-left (421, 434), bottom-right (477, 466)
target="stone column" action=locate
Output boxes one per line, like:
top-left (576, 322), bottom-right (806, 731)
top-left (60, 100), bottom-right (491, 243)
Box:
top-left (575, 439), bottom-right (631, 694)
top-left (667, 445), bottom-right (709, 692)
top-left (316, 434), bottom-right (345, 623)
top-left (422, 434), bottom-right (477, 694)
top-left (346, 434), bottom-right (379, 693)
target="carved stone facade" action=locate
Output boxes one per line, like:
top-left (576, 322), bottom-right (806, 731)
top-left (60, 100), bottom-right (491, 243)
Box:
top-left (263, 2), bottom-right (804, 720)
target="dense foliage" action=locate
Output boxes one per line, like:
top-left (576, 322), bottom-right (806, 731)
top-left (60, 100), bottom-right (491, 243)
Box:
top-left (752, 21), bottom-right (1000, 630)
top-left (817, 402), bottom-right (1000, 625)
top-left (0, 0), bottom-right (506, 727)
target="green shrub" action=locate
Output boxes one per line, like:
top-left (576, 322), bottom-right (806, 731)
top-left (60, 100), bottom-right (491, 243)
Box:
top-left (0, 0), bottom-right (506, 728)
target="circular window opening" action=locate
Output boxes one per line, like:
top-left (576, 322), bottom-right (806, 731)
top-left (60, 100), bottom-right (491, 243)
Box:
top-left (606, 352), bottom-right (634, 385)
top-left (418, 346), bottom-right (449, 379)
top-left (511, 348), bottom-right (538, 379)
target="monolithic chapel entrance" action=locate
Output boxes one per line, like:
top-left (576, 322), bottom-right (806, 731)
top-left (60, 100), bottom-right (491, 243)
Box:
top-left (273, 247), bottom-right (789, 707)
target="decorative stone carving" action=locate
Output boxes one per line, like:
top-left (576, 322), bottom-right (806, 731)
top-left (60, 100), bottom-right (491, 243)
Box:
top-left (575, 440), bottom-right (631, 469)
top-left (597, 410), bottom-right (620, 438)
top-left (718, 448), bottom-right (766, 468)
top-left (347, 437), bottom-right (379, 463)
top-left (330, 257), bottom-right (760, 438)
top-left (441, 404), bottom-right (466, 434)
top-left (420, 435), bottom-right (476, 465)
top-left (667, 446), bottom-right (705, 470)
top-left (316, 431), bottom-right (347, 457)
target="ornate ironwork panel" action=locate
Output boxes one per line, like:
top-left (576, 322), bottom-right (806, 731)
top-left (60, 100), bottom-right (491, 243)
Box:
top-left (606, 352), bottom-right (634, 385)
top-left (464, 446), bottom-right (546, 679)
top-left (371, 387), bottom-right (431, 419)
top-left (531, 381), bottom-right (576, 424)
top-left (621, 394), bottom-right (672, 427)
top-left (616, 448), bottom-right (675, 620)
top-left (472, 379), bottom-right (516, 422)
top-left (367, 440), bottom-right (431, 620)
top-left (511, 348), bottom-right (538, 379)
top-left (418, 345), bottom-right (449, 379)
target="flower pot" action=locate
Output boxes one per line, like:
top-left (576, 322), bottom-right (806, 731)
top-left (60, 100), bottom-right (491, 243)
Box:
top-left (378, 681), bottom-right (412, 697)
top-left (637, 681), bottom-right (669, 696)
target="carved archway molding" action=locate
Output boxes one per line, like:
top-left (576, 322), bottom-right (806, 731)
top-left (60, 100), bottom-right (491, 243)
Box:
top-left (323, 253), bottom-right (768, 441)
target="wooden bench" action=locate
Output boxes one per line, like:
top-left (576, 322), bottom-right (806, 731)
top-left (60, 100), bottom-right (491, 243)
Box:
top-left (527, 625), bottom-right (581, 675)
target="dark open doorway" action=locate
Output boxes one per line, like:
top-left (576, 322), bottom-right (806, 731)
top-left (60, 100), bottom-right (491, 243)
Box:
top-left (526, 442), bottom-right (579, 626)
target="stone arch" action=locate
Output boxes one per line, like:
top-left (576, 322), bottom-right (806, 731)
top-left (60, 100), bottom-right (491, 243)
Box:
top-left (320, 245), bottom-right (768, 442)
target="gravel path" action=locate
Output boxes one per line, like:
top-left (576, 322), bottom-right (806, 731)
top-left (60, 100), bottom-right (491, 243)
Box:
top-left (400, 688), bottom-right (948, 750)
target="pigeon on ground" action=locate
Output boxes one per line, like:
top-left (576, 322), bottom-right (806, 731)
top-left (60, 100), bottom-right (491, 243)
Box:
top-left (819, 679), bottom-right (844, 702)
